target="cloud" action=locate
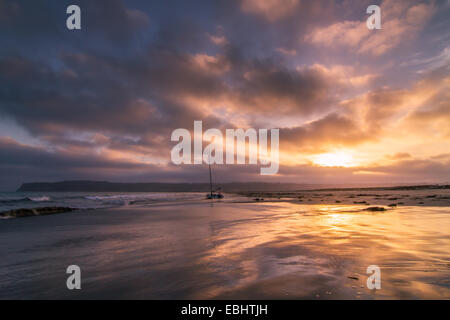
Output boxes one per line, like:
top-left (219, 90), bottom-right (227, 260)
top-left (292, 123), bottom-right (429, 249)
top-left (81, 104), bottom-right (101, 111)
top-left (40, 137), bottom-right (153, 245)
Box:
top-left (274, 64), bottom-right (449, 162)
top-left (280, 113), bottom-right (373, 154)
top-left (0, 0), bottom-right (20, 22)
top-left (276, 47), bottom-right (297, 56)
top-left (209, 34), bottom-right (228, 46)
top-left (208, 27), bottom-right (228, 46)
top-left (228, 59), bottom-right (336, 115)
top-left (306, 20), bottom-right (369, 49)
top-left (401, 46), bottom-right (450, 73)
top-left (0, 0), bottom-right (149, 45)
top-left (0, 0), bottom-right (448, 189)
top-left (0, 39), bottom-right (356, 150)
top-left (0, 137), bottom-right (144, 169)
top-left (340, 64), bottom-right (449, 131)
top-left (305, 0), bottom-right (435, 55)
top-left (356, 158), bottom-right (450, 179)
top-left (386, 152), bottom-right (412, 160)
top-left (2, 134), bottom-right (448, 191)
top-left (308, 64), bottom-right (378, 87)
top-left (0, 136), bottom-right (156, 190)
top-left (1, 38), bottom-right (447, 187)
top-left (405, 101), bottom-right (450, 138)
top-left (240, 0), bottom-right (299, 22)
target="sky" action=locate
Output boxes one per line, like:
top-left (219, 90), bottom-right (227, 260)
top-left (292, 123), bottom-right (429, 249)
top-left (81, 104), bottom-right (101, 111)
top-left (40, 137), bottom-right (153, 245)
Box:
top-left (0, 0), bottom-right (449, 190)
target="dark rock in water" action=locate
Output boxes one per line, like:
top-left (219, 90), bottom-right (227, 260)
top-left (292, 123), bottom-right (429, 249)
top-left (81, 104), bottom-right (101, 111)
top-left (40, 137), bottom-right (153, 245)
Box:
top-left (365, 206), bottom-right (387, 212)
top-left (388, 203), bottom-right (397, 207)
top-left (335, 200), bottom-right (341, 203)
top-left (1, 207), bottom-right (75, 218)
top-left (348, 276), bottom-right (359, 280)
top-left (388, 197), bottom-right (399, 200)
top-left (353, 201), bottom-right (367, 204)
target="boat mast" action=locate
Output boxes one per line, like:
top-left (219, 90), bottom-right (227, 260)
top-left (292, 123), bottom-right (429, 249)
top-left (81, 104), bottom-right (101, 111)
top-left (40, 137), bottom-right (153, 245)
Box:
top-left (209, 160), bottom-right (213, 197)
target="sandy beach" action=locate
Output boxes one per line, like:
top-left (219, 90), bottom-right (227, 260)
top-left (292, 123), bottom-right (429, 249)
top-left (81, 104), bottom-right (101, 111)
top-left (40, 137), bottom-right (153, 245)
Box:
top-left (1, 194), bottom-right (449, 299)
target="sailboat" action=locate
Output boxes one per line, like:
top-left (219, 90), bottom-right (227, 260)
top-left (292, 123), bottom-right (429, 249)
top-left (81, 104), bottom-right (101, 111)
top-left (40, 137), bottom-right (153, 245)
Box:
top-left (206, 160), bottom-right (224, 199)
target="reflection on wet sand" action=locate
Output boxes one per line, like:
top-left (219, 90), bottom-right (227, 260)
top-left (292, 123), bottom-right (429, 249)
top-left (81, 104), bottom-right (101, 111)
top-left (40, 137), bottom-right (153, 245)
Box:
top-left (199, 203), bottom-right (449, 299)
top-left (0, 202), bottom-right (448, 299)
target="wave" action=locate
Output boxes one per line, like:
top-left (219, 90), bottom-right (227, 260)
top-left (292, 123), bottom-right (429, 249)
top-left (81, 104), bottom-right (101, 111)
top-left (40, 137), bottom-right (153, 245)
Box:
top-left (0, 192), bottom-right (206, 216)
top-left (0, 197), bottom-right (28, 204)
top-left (27, 196), bottom-right (51, 202)
top-left (83, 193), bottom-right (202, 205)
top-left (84, 195), bottom-right (135, 206)
top-left (0, 196), bottom-right (51, 203)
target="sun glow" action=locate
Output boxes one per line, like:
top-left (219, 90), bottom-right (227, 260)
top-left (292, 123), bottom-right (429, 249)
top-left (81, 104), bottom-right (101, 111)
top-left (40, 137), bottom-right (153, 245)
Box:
top-left (313, 151), bottom-right (355, 167)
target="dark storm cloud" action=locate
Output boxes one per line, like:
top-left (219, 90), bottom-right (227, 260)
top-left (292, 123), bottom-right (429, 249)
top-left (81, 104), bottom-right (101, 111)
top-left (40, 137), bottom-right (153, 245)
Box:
top-left (224, 49), bottom-right (336, 115)
top-left (0, 21), bottom-right (337, 142)
top-left (0, 0), bottom-right (149, 46)
top-left (81, 0), bottom-right (150, 42)
top-left (0, 55), bottom-right (161, 135)
top-left (0, 51), bottom-right (215, 135)
top-left (0, 0), bottom-right (348, 139)
top-left (0, 137), bottom-right (147, 169)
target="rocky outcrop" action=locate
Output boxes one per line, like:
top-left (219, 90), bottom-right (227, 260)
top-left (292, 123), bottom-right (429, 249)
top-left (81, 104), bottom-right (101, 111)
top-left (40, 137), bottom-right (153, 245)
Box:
top-left (364, 206), bottom-right (387, 212)
top-left (1, 207), bottom-right (76, 218)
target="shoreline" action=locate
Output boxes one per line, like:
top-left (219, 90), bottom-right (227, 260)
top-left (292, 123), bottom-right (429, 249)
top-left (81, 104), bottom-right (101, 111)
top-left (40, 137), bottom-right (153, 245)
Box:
top-left (2, 188), bottom-right (450, 219)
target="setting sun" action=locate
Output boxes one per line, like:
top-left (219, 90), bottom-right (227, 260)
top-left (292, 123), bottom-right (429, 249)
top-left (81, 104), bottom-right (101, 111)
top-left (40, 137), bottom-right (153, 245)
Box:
top-left (313, 151), bottom-right (355, 167)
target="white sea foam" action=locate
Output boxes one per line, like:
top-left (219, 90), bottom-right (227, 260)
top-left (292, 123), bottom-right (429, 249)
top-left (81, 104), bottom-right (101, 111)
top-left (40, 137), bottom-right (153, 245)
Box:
top-left (27, 196), bottom-right (51, 202)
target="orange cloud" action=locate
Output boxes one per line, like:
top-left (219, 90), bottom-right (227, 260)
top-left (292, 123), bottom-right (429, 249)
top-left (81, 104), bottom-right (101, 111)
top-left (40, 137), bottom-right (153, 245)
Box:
top-left (308, 64), bottom-right (378, 88)
top-left (241, 0), bottom-right (299, 22)
top-left (305, 0), bottom-right (435, 55)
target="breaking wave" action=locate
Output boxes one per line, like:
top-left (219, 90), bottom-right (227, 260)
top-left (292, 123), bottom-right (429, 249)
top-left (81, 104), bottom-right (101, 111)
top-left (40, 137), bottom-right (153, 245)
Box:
top-left (27, 196), bottom-right (51, 202)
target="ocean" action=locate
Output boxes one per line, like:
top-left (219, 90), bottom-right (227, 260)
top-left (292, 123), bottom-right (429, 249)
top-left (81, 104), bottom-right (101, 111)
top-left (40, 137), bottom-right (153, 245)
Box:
top-left (0, 191), bottom-right (209, 214)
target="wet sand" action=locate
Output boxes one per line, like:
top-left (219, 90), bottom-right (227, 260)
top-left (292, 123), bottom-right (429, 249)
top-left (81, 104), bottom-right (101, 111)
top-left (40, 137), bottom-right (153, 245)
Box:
top-left (0, 200), bottom-right (449, 299)
top-left (238, 188), bottom-right (450, 207)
